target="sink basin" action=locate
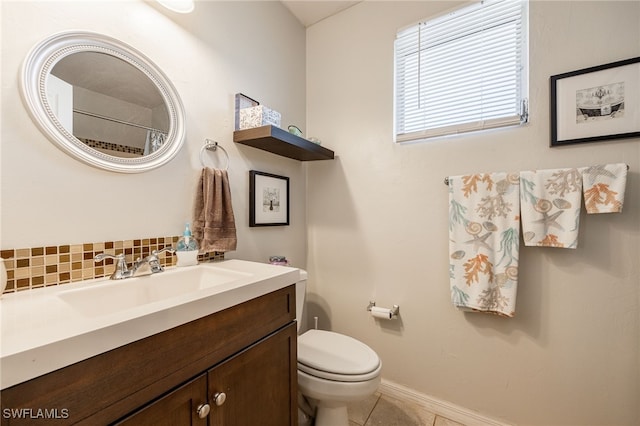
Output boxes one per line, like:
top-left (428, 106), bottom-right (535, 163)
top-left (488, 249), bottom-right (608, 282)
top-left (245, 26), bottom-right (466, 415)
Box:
top-left (57, 265), bottom-right (250, 317)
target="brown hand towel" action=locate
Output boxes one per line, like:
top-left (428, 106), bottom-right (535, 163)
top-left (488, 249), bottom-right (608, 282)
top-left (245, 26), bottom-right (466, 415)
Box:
top-left (193, 168), bottom-right (237, 253)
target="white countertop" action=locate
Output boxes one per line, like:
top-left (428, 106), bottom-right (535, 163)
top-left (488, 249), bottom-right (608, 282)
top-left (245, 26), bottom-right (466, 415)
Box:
top-left (0, 260), bottom-right (299, 389)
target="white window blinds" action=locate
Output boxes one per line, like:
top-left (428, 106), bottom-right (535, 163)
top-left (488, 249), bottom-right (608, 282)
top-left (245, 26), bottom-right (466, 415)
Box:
top-left (394, 0), bottom-right (528, 142)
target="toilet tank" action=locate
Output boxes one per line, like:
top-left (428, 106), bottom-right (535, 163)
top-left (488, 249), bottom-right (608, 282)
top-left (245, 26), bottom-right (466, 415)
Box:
top-left (295, 269), bottom-right (308, 333)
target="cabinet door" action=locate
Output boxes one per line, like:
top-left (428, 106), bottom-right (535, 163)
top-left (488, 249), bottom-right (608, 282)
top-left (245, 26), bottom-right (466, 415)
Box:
top-left (114, 374), bottom-right (209, 426)
top-left (208, 323), bottom-right (297, 426)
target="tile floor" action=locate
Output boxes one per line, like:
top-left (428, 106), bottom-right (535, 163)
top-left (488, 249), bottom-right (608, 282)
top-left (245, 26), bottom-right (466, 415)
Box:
top-left (347, 393), bottom-right (466, 426)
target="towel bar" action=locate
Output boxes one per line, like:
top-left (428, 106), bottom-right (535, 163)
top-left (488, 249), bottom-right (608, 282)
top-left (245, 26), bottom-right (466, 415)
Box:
top-left (444, 164), bottom-right (629, 186)
top-left (200, 139), bottom-right (230, 170)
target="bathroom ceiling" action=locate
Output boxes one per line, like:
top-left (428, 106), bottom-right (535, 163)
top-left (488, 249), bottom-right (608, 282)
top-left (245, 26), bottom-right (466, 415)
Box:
top-left (281, 1), bottom-right (361, 27)
top-left (51, 52), bottom-right (164, 109)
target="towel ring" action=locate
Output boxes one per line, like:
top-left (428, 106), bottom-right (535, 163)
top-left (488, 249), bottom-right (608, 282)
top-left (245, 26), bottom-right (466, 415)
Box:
top-left (200, 139), bottom-right (229, 170)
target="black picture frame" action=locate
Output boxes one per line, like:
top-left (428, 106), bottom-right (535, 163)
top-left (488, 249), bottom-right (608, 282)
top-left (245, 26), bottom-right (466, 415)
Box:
top-left (550, 56), bottom-right (640, 146)
top-left (249, 170), bottom-right (290, 227)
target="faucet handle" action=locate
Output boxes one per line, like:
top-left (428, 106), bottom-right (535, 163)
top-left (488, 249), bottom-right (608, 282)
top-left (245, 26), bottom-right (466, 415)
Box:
top-left (94, 253), bottom-right (126, 267)
top-left (149, 247), bottom-right (176, 273)
top-left (153, 247), bottom-right (176, 256)
top-left (94, 253), bottom-right (129, 279)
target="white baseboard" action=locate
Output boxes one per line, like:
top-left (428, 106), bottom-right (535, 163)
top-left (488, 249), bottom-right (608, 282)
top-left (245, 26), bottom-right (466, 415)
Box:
top-left (378, 379), bottom-right (513, 426)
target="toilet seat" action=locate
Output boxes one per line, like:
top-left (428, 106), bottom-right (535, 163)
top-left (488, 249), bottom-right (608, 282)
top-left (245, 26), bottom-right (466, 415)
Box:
top-left (298, 330), bottom-right (381, 382)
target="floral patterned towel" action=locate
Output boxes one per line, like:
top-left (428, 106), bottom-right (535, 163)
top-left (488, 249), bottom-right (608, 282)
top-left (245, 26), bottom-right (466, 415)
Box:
top-left (520, 168), bottom-right (582, 249)
top-left (580, 163), bottom-right (627, 214)
top-left (448, 172), bottom-right (520, 318)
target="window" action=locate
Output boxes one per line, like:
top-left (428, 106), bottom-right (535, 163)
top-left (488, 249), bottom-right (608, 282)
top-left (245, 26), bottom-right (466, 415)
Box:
top-left (394, 0), bottom-right (528, 142)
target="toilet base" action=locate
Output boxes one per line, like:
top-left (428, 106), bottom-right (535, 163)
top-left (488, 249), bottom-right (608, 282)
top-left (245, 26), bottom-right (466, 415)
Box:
top-left (298, 367), bottom-right (381, 426)
top-left (314, 401), bottom-right (349, 426)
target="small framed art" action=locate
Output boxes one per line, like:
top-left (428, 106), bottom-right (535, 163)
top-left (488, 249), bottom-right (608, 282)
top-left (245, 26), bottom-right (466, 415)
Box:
top-left (249, 170), bottom-right (289, 227)
top-left (550, 56), bottom-right (640, 146)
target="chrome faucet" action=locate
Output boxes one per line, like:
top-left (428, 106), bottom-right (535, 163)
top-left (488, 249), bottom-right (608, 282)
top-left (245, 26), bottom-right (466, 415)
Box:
top-left (94, 247), bottom-right (176, 280)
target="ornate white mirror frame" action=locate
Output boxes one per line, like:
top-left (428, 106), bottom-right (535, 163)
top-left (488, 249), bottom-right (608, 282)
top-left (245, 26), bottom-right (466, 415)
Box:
top-left (20, 31), bottom-right (186, 173)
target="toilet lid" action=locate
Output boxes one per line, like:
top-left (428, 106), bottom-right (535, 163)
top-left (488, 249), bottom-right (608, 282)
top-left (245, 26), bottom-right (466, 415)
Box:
top-left (298, 330), bottom-right (381, 382)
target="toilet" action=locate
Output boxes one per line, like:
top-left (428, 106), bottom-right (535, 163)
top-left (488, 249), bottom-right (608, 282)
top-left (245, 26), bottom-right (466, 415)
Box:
top-left (295, 271), bottom-right (382, 426)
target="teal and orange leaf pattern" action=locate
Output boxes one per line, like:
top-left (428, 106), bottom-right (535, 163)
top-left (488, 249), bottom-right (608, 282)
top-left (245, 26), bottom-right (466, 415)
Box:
top-left (449, 199), bottom-right (468, 231)
top-left (462, 174), bottom-right (493, 197)
top-left (519, 176), bottom-right (538, 205)
top-left (584, 183), bottom-right (622, 213)
top-left (539, 234), bottom-right (564, 248)
top-left (498, 227), bottom-right (519, 267)
top-left (463, 254), bottom-right (494, 286)
top-left (451, 285), bottom-right (470, 307)
top-left (449, 172), bottom-right (519, 317)
top-left (520, 169), bottom-right (582, 249)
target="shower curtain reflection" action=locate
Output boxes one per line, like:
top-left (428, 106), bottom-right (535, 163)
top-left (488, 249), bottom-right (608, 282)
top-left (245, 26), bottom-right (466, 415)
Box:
top-left (144, 130), bottom-right (167, 155)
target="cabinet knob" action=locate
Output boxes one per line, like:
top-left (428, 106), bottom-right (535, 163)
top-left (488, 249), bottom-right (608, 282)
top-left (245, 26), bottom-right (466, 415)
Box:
top-left (196, 403), bottom-right (210, 419)
top-left (213, 392), bottom-right (227, 406)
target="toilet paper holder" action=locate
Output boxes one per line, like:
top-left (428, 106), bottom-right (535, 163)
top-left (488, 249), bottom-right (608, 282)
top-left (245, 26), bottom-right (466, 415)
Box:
top-left (366, 301), bottom-right (400, 319)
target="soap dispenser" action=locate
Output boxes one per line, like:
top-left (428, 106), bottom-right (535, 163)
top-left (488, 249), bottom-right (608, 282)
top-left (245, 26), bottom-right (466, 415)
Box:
top-left (176, 223), bottom-right (199, 267)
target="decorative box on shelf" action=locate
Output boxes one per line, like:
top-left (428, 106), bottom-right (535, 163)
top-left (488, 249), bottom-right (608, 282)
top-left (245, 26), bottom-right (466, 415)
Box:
top-left (239, 105), bottom-right (281, 130)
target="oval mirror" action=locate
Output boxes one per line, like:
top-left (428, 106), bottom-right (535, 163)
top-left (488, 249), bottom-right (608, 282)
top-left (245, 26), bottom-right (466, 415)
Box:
top-left (20, 31), bottom-right (186, 173)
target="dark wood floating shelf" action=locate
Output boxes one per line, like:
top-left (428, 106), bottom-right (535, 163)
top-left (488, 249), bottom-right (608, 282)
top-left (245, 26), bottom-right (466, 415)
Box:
top-left (233, 125), bottom-right (335, 161)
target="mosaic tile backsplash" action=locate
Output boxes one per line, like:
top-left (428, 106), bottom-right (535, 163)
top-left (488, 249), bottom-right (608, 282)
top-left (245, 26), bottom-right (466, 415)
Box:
top-left (78, 137), bottom-right (144, 156)
top-left (1, 236), bottom-right (224, 293)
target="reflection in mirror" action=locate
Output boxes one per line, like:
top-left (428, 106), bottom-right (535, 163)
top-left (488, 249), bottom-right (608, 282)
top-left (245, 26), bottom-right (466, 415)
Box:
top-left (49, 52), bottom-right (169, 158)
top-left (21, 31), bottom-right (185, 173)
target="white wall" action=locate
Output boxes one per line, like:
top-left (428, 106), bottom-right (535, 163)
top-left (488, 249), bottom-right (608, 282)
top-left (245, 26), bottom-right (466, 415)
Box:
top-left (1, 1), bottom-right (308, 267)
top-left (306, 1), bottom-right (639, 425)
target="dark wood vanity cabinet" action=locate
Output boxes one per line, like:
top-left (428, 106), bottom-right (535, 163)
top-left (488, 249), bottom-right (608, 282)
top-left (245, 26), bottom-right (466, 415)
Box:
top-left (208, 323), bottom-right (296, 426)
top-left (1, 285), bottom-right (298, 426)
top-left (117, 324), bottom-right (297, 426)
top-left (115, 374), bottom-right (209, 425)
